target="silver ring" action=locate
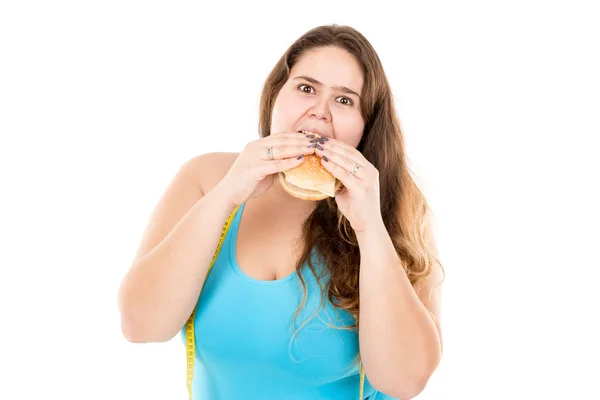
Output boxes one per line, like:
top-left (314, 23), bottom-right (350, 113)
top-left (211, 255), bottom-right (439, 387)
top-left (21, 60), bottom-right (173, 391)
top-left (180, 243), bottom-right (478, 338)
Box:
top-left (352, 164), bottom-right (359, 174)
top-left (267, 146), bottom-right (274, 160)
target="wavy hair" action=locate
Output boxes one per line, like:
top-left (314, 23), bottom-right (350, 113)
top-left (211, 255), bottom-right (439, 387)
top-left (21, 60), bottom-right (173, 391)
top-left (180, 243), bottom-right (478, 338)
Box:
top-left (257, 24), bottom-right (444, 365)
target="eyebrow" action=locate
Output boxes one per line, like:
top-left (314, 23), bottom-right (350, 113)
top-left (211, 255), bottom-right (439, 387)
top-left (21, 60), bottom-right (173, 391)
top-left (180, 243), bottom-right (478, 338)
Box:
top-left (293, 75), bottom-right (361, 99)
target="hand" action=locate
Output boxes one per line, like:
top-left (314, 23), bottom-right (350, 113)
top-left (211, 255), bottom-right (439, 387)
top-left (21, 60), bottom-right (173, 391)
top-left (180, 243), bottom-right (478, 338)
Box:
top-left (314, 138), bottom-right (383, 233)
top-left (217, 131), bottom-right (316, 206)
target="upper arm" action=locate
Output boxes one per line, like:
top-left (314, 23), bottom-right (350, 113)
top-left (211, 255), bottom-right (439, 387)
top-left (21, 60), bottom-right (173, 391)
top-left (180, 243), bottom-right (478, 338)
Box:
top-left (129, 152), bottom-right (238, 266)
top-left (129, 155), bottom-right (206, 265)
top-left (415, 220), bottom-right (444, 352)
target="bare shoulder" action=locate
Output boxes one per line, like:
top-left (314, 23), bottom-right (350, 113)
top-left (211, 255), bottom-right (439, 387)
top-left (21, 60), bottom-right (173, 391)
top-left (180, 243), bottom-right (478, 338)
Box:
top-left (128, 151), bottom-right (239, 265)
top-left (182, 152), bottom-right (240, 194)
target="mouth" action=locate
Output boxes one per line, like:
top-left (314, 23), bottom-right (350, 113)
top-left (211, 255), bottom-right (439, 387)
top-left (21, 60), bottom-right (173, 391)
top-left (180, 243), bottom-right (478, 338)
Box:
top-left (298, 128), bottom-right (329, 137)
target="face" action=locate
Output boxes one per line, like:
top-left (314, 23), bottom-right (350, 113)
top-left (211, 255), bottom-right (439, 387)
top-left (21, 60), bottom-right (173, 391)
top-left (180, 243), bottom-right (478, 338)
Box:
top-left (270, 46), bottom-right (365, 148)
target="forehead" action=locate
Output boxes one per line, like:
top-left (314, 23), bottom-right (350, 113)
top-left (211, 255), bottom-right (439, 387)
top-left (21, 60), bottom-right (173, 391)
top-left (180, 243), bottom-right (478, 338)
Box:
top-left (290, 46), bottom-right (364, 95)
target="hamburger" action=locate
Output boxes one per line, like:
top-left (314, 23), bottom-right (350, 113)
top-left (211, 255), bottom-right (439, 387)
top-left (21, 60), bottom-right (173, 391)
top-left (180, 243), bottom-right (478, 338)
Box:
top-left (278, 133), bottom-right (342, 201)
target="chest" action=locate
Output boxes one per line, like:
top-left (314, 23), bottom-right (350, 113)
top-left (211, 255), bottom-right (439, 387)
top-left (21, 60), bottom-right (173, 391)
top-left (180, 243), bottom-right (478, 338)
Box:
top-left (191, 260), bottom-right (360, 387)
top-left (235, 205), bottom-right (308, 281)
top-left (181, 199), bottom-right (372, 397)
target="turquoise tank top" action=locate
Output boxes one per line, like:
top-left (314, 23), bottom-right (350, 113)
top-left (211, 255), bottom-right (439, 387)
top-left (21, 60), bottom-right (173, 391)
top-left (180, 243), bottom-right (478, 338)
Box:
top-left (180, 203), bottom-right (396, 399)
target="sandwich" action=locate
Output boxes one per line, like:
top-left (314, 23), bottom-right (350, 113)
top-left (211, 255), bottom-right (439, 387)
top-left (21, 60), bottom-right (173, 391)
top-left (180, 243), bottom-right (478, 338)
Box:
top-left (278, 133), bottom-right (342, 200)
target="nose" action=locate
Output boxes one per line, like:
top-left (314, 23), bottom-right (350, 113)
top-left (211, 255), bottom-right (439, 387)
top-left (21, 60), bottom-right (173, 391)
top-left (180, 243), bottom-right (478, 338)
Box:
top-left (309, 101), bottom-right (331, 122)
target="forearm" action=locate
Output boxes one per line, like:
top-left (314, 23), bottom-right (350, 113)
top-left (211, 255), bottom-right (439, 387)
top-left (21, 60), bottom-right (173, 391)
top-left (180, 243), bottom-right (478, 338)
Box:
top-left (357, 220), bottom-right (441, 398)
top-left (118, 183), bottom-right (237, 342)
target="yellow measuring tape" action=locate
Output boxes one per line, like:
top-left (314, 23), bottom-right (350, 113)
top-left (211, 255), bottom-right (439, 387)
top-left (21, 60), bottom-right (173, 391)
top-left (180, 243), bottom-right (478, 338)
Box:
top-left (184, 205), bottom-right (365, 399)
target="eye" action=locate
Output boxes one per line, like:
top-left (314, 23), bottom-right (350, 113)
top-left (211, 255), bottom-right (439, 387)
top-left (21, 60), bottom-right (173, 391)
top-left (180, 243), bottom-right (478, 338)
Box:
top-left (297, 84), bottom-right (315, 94)
top-left (297, 84), bottom-right (354, 107)
top-left (337, 96), bottom-right (354, 106)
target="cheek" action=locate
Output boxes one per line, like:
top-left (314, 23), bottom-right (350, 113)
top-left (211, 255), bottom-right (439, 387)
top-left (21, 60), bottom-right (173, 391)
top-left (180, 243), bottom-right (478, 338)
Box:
top-left (335, 113), bottom-right (364, 147)
top-left (271, 93), bottom-right (302, 128)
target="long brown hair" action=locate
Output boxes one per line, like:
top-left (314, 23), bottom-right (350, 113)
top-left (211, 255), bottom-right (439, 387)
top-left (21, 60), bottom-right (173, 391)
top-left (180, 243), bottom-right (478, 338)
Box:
top-left (258, 25), bottom-right (443, 363)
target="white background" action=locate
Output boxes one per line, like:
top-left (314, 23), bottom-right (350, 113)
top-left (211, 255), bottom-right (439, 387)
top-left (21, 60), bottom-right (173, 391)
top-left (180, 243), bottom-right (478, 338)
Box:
top-left (1, 1), bottom-right (599, 399)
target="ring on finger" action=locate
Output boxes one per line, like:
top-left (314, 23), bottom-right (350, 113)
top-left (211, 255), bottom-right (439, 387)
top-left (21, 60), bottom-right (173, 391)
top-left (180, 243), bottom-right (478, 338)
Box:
top-left (267, 146), bottom-right (274, 160)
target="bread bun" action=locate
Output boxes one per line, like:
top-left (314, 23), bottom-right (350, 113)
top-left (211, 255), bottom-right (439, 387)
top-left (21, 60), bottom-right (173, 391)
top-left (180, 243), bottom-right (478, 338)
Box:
top-left (279, 138), bottom-right (342, 200)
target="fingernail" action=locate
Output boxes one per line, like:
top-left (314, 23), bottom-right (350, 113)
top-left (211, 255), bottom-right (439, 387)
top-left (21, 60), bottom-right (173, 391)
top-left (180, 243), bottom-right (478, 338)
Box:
top-left (321, 137), bottom-right (329, 141)
top-left (306, 134), bottom-right (315, 138)
top-left (309, 139), bottom-right (318, 143)
top-left (308, 144), bottom-right (316, 148)
top-left (316, 144), bottom-right (323, 150)
top-left (297, 154), bottom-right (304, 159)
top-left (322, 155), bottom-right (328, 162)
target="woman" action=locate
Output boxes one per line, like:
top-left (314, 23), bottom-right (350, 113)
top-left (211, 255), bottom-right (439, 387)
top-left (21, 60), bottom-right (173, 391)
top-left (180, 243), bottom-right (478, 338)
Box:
top-left (118, 24), bottom-right (444, 400)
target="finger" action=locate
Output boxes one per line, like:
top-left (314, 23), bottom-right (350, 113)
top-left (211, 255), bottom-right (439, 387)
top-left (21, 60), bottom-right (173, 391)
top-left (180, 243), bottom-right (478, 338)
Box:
top-left (319, 156), bottom-right (361, 192)
top-left (316, 139), bottom-right (367, 172)
top-left (260, 141), bottom-right (315, 161)
top-left (260, 154), bottom-right (310, 175)
top-left (317, 136), bottom-right (357, 155)
top-left (270, 133), bottom-right (315, 147)
top-left (269, 131), bottom-right (311, 140)
top-left (315, 146), bottom-right (363, 179)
